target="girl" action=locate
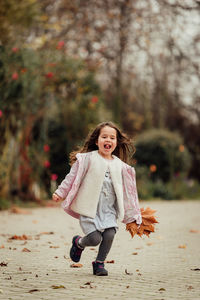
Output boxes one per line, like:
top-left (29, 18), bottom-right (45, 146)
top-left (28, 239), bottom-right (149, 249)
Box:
top-left (52, 121), bottom-right (142, 276)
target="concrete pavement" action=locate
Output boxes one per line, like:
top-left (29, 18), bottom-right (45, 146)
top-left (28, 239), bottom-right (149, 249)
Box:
top-left (0, 200), bottom-right (200, 300)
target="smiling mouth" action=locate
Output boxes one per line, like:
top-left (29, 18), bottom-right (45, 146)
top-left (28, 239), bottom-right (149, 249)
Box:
top-left (104, 144), bottom-right (112, 149)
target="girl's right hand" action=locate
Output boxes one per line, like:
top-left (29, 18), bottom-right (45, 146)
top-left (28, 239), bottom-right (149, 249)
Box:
top-left (52, 193), bottom-right (62, 202)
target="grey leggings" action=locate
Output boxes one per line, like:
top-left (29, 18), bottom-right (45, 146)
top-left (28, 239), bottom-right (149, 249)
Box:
top-left (79, 227), bottom-right (116, 262)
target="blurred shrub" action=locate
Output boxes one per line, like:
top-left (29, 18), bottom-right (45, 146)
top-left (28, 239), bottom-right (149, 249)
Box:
top-left (134, 129), bottom-right (191, 182)
top-left (0, 45), bottom-right (102, 202)
top-left (135, 166), bottom-right (200, 200)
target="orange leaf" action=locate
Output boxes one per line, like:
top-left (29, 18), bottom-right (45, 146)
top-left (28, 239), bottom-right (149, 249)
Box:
top-left (22, 248), bottom-right (31, 252)
top-left (105, 260), bottom-right (115, 263)
top-left (178, 244), bottom-right (186, 249)
top-left (70, 263), bottom-right (83, 268)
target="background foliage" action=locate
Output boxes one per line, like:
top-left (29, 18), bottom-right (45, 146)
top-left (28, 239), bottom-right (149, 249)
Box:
top-left (0, 0), bottom-right (200, 208)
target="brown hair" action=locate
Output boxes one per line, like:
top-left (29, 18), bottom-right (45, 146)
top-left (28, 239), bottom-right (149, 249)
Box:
top-left (69, 121), bottom-right (135, 165)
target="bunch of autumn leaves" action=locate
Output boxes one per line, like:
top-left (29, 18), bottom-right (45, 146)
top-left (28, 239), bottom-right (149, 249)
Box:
top-left (126, 207), bottom-right (158, 238)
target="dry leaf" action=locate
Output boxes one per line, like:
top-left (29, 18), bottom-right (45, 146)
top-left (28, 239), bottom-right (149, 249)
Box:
top-left (39, 231), bottom-right (54, 235)
top-left (178, 244), bottom-right (186, 249)
top-left (189, 229), bottom-right (199, 233)
top-left (51, 285), bottom-right (66, 289)
top-left (186, 285), bottom-right (194, 290)
top-left (125, 269), bottom-right (133, 275)
top-left (9, 234), bottom-right (31, 240)
top-left (50, 246), bottom-right (59, 248)
top-left (191, 268), bottom-right (200, 271)
top-left (159, 288), bottom-right (166, 291)
top-left (0, 245), bottom-right (5, 249)
top-left (10, 206), bottom-right (31, 215)
top-left (105, 260), bottom-right (115, 263)
top-left (80, 282), bottom-right (96, 289)
top-left (132, 252), bottom-right (138, 255)
top-left (0, 262), bottom-right (8, 267)
top-left (22, 248), bottom-right (31, 252)
top-left (126, 207), bottom-right (158, 238)
top-left (28, 289), bottom-right (39, 293)
top-left (147, 242), bottom-right (153, 246)
top-left (90, 248), bottom-right (95, 250)
top-left (70, 263), bottom-right (83, 268)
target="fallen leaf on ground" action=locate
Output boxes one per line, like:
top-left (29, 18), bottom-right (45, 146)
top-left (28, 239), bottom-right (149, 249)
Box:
top-left (70, 263), bottom-right (83, 268)
top-left (125, 269), bottom-right (133, 275)
top-left (50, 246), bottom-right (60, 248)
top-left (0, 262), bottom-right (8, 267)
top-left (178, 244), bottom-right (186, 249)
top-left (80, 282), bottom-right (96, 289)
top-left (90, 248), bottom-right (95, 250)
top-left (39, 232), bottom-right (54, 235)
top-left (159, 288), bottom-right (166, 291)
top-left (147, 242), bottom-right (154, 246)
top-left (189, 229), bottom-right (200, 233)
top-left (105, 260), bottom-right (115, 263)
top-left (0, 245), bottom-right (5, 249)
top-left (28, 289), bottom-right (39, 293)
top-left (10, 206), bottom-right (31, 215)
top-left (132, 252), bottom-right (138, 255)
top-left (186, 285), bottom-right (194, 290)
top-left (9, 234), bottom-right (31, 240)
top-left (22, 248), bottom-right (31, 252)
top-left (51, 285), bottom-right (66, 289)
top-left (191, 268), bottom-right (200, 271)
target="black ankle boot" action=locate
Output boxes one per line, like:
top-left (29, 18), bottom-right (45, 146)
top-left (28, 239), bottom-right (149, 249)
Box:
top-left (92, 261), bottom-right (108, 276)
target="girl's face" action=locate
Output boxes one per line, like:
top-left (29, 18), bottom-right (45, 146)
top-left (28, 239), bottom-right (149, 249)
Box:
top-left (96, 126), bottom-right (117, 159)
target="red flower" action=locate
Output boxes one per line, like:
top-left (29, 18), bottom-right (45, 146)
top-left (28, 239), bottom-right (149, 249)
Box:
top-left (45, 72), bottom-right (54, 78)
top-left (12, 72), bottom-right (19, 80)
top-left (12, 47), bottom-right (19, 53)
top-left (43, 144), bottom-right (50, 152)
top-left (51, 174), bottom-right (58, 181)
top-left (56, 41), bottom-right (65, 49)
top-left (91, 96), bottom-right (99, 103)
top-left (44, 161), bottom-right (50, 168)
top-left (0, 110), bottom-right (2, 118)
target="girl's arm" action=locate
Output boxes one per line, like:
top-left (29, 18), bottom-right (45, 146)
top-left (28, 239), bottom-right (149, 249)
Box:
top-left (52, 160), bottom-right (79, 200)
top-left (122, 165), bottom-right (142, 225)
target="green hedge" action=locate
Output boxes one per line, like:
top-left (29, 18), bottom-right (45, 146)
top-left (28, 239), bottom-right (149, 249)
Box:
top-left (134, 129), bottom-right (191, 182)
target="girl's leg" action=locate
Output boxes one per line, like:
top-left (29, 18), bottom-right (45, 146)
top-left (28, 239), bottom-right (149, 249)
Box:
top-left (79, 230), bottom-right (102, 248)
top-left (96, 227), bottom-right (116, 262)
top-left (70, 231), bottom-right (102, 263)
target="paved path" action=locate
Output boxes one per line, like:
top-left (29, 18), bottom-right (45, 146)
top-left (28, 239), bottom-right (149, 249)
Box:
top-left (0, 201), bottom-right (200, 300)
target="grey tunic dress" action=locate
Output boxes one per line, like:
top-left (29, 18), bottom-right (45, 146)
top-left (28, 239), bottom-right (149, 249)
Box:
top-left (79, 168), bottom-right (118, 235)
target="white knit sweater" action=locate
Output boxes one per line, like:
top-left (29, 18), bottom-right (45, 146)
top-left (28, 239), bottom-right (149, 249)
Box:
top-left (70, 151), bottom-right (124, 220)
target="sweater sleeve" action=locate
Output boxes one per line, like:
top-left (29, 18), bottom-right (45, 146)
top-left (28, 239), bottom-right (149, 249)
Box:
top-left (54, 160), bottom-right (79, 199)
top-left (122, 165), bottom-right (142, 225)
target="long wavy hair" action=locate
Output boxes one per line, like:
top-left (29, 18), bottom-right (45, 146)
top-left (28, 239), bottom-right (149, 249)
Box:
top-left (69, 121), bottom-right (136, 165)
